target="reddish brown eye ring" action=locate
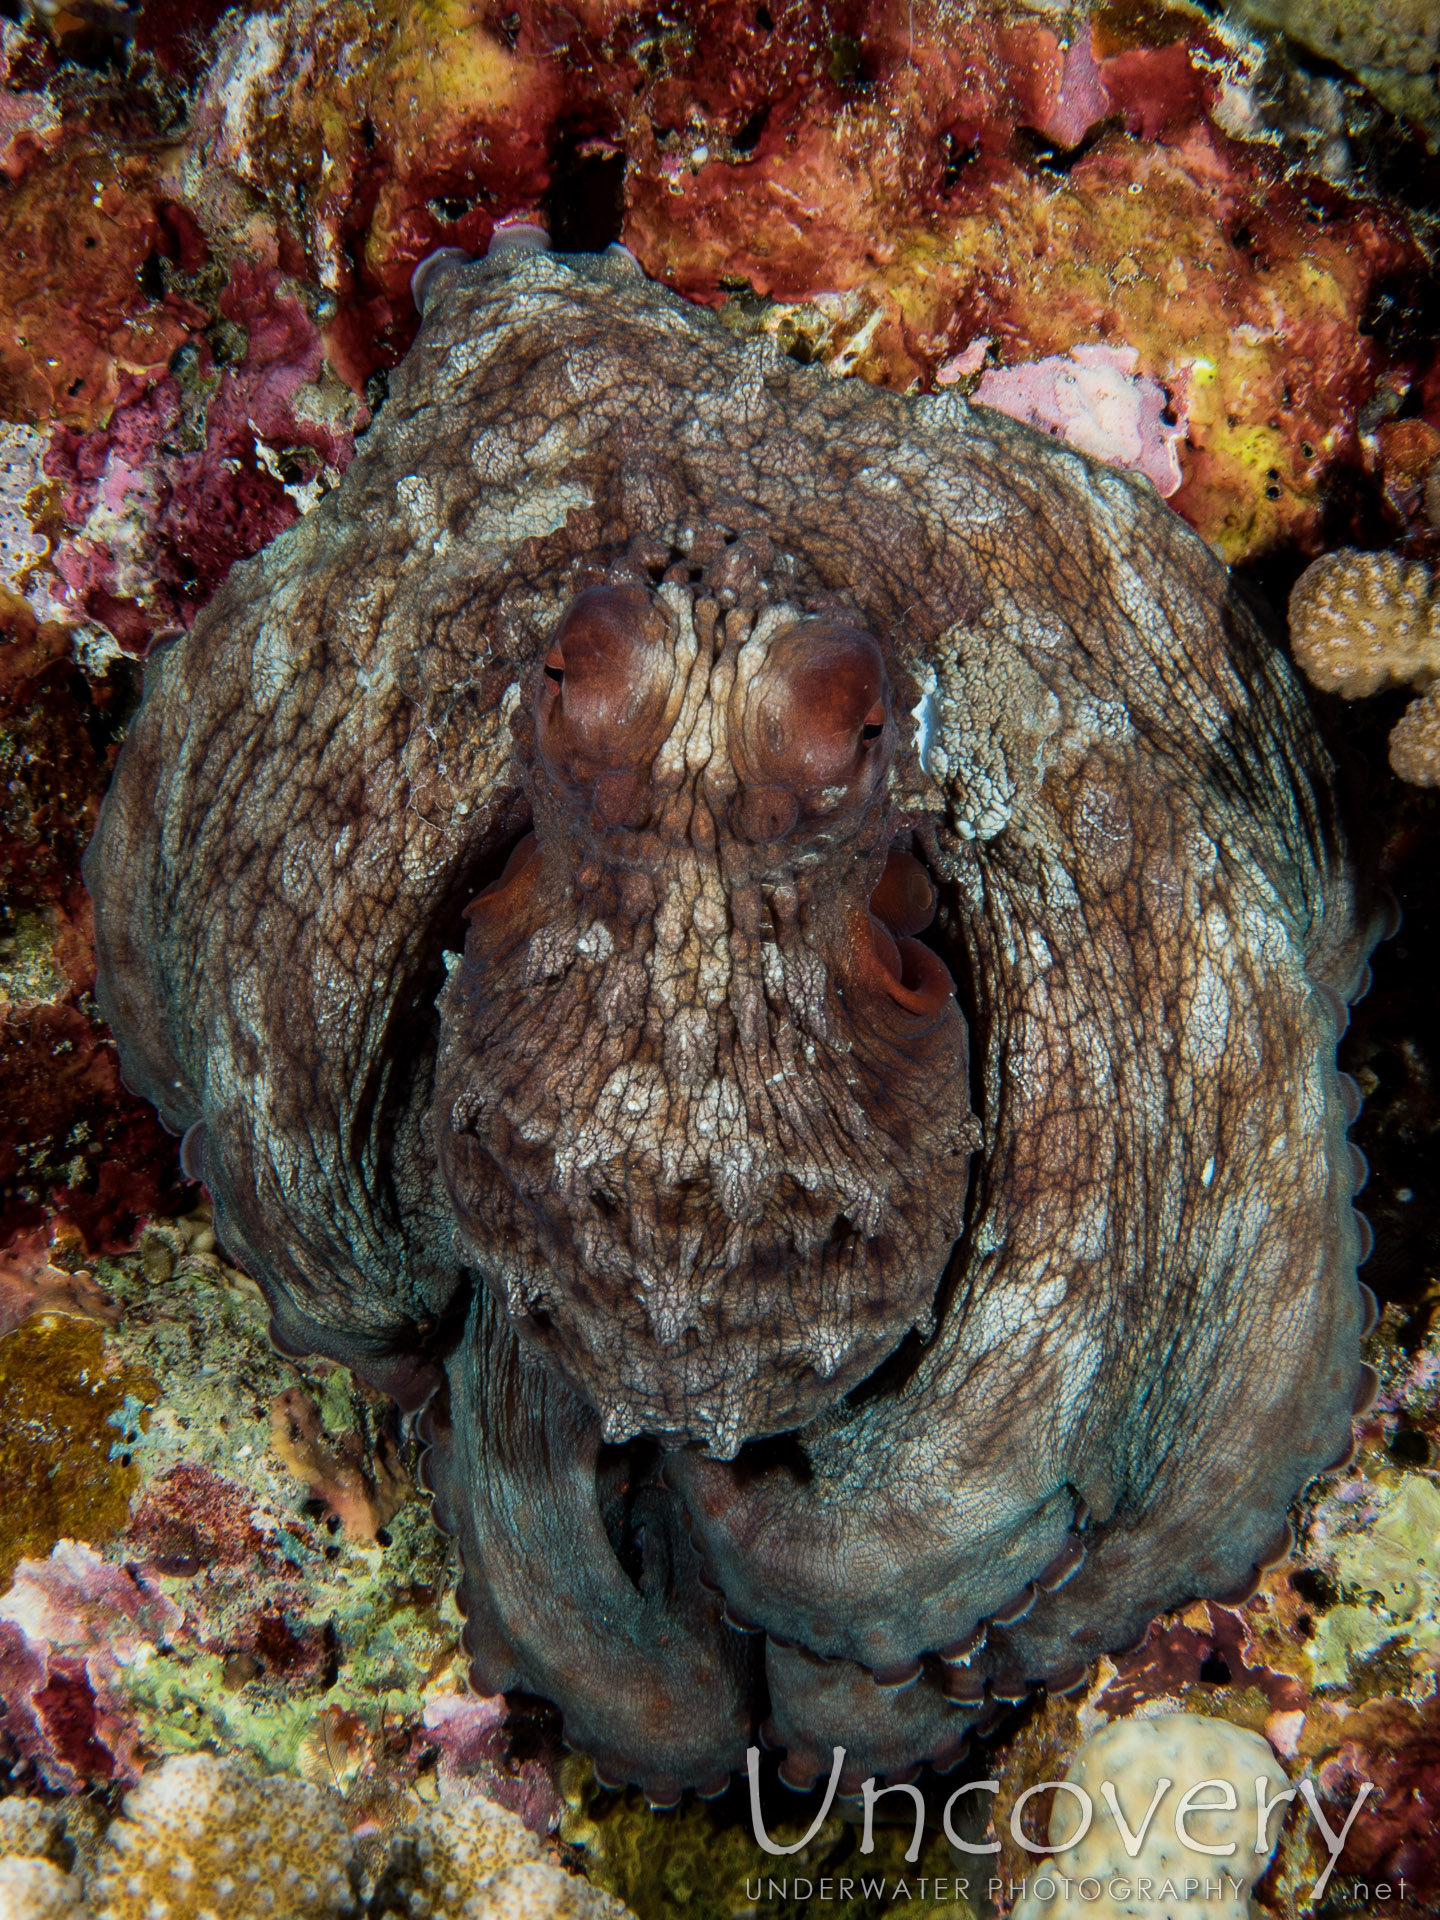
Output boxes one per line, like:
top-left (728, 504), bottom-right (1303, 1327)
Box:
top-left (738, 618), bottom-right (894, 807)
top-left (535, 585), bottom-right (672, 780)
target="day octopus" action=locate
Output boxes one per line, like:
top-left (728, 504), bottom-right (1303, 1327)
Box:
top-left (86, 242), bottom-right (1383, 1802)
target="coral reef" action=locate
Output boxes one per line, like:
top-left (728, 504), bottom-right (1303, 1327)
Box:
top-left (1289, 550), bottom-right (1440, 783)
top-left (0, 1314), bottom-right (155, 1587)
top-left (0, 1749), bottom-right (632, 1918)
top-left (1012, 1714), bottom-right (1290, 1920)
top-left (93, 1750), bottom-right (351, 1918)
top-left (375, 1796), bottom-right (634, 1918)
top-left (1234, 0), bottom-right (1440, 147)
top-left (0, 1205), bottom-right (563, 1841)
top-left (0, 0), bottom-right (1435, 1911)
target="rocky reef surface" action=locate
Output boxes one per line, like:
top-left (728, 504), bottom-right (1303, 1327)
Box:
top-left (0, 0), bottom-right (1438, 1916)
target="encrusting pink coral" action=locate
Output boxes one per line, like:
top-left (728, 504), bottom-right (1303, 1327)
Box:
top-left (972, 343), bottom-right (1188, 497)
top-left (0, 1542), bottom-right (179, 1790)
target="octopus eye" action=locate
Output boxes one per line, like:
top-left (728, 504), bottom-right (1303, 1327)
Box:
top-left (537, 584), bottom-right (673, 777)
top-left (738, 619), bottom-right (893, 815)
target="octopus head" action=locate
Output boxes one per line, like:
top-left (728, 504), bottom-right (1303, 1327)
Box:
top-left (434, 570), bottom-right (979, 1455)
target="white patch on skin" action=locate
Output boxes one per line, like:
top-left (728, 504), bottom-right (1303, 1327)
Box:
top-left (523, 925), bottom-right (576, 984)
top-left (760, 941), bottom-right (785, 1001)
top-left (958, 1277), bottom-right (1053, 1354)
top-left (1073, 695), bottom-right (1134, 743)
top-left (576, 921), bottom-right (614, 963)
top-left (910, 670), bottom-right (938, 773)
top-left (563, 345), bottom-right (621, 399)
top-left (250, 578), bottom-right (314, 705)
top-left (721, 351), bottom-right (770, 424)
top-left (1186, 956), bottom-right (1232, 1073)
top-left (470, 484), bottom-right (593, 548)
top-left (806, 1322), bottom-right (851, 1378)
top-left (1015, 611), bottom-right (1072, 654)
top-left (873, 441), bottom-right (1020, 533)
top-left (395, 474), bottom-right (438, 529)
top-left (1025, 927), bottom-right (1055, 973)
top-left (930, 614), bottom-right (1065, 841)
top-left (440, 335), bottom-right (506, 387)
top-left (781, 946), bottom-right (831, 1041)
top-left (649, 590), bottom-right (704, 792)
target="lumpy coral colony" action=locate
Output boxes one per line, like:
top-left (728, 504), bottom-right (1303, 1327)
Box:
top-left (85, 237), bottom-right (1383, 1801)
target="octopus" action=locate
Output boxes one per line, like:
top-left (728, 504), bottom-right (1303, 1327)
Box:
top-left (85, 239), bottom-right (1383, 1803)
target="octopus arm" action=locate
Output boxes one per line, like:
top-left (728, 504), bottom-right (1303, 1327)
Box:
top-left (426, 1286), bottom-right (754, 1799)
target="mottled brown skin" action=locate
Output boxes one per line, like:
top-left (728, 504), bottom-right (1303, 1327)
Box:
top-left (437, 584), bottom-right (976, 1455)
top-left (85, 249), bottom-right (1378, 1800)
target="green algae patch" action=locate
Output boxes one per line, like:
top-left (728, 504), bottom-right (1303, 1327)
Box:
top-left (561, 1759), bottom-right (977, 1920)
top-left (1311, 1473), bottom-right (1440, 1687)
top-left (0, 1312), bottom-right (157, 1586)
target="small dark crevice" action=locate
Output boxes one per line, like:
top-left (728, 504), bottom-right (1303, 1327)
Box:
top-left (1389, 1425), bottom-right (1432, 1468)
top-left (503, 1691), bottom-right (565, 1764)
top-left (428, 193), bottom-right (476, 224)
top-left (828, 33), bottom-right (871, 89)
top-left (596, 1437), bottom-right (661, 1590)
top-left (320, 1619), bottom-right (342, 1688)
top-left (732, 105), bottom-right (769, 153)
top-left (941, 131), bottom-right (980, 188)
top-left (138, 250), bottom-right (168, 300)
top-left (1290, 1567), bottom-right (1340, 1611)
top-left (1361, 263), bottom-right (1440, 362)
top-left (543, 139), bottom-right (626, 252)
top-left (1015, 119), bottom-right (1114, 177)
top-left (843, 1323), bottom-right (930, 1409)
top-left (727, 1430), bottom-right (814, 1486)
top-left (363, 369), bottom-right (390, 421)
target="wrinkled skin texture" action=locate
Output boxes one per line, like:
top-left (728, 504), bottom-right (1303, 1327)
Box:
top-left (86, 251), bottom-right (1377, 1799)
